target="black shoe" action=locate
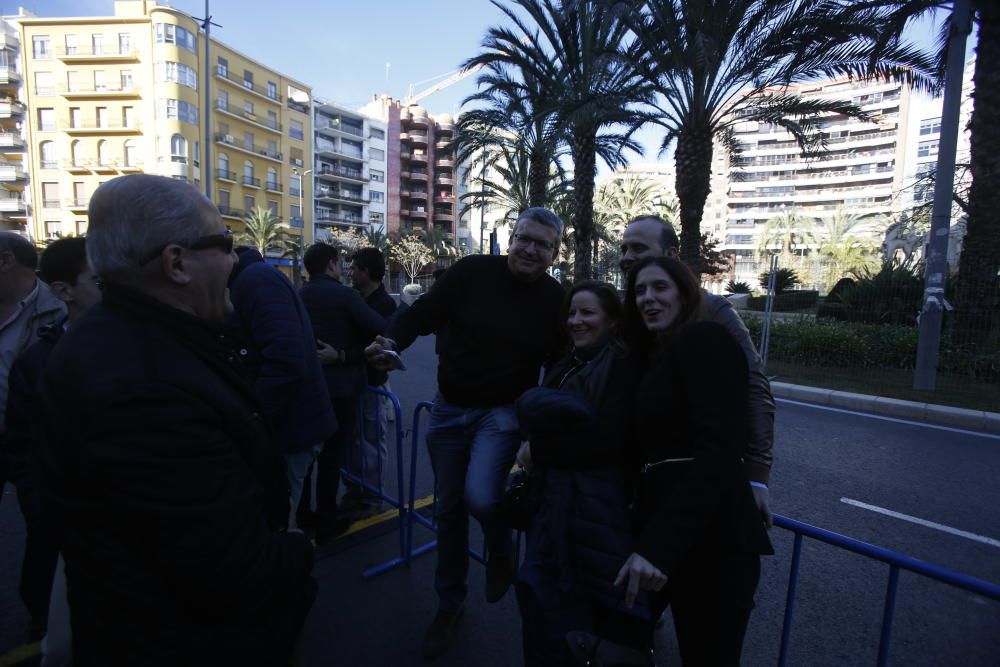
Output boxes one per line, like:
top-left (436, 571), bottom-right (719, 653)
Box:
top-left (315, 517), bottom-right (353, 545)
top-left (420, 605), bottom-right (463, 660)
top-left (484, 550), bottom-right (516, 603)
top-left (565, 631), bottom-right (654, 667)
top-left (296, 509), bottom-right (317, 529)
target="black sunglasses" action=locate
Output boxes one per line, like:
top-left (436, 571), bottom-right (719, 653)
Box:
top-left (142, 229), bottom-right (234, 265)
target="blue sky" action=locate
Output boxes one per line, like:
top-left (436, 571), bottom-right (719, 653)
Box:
top-left (20, 0), bottom-right (954, 175)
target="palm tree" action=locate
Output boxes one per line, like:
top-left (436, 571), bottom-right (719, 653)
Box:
top-left (617, 0), bottom-right (936, 273)
top-left (240, 207), bottom-right (289, 256)
top-left (816, 208), bottom-right (881, 285)
top-left (365, 227), bottom-right (389, 252)
top-left (757, 210), bottom-right (817, 264)
top-left (593, 175), bottom-right (661, 237)
top-left (858, 0), bottom-right (998, 345)
top-left (465, 0), bottom-right (653, 280)
top-left (282, 231), bottom-right (306, 286)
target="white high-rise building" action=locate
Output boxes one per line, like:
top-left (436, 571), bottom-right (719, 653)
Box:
top-left (0, 12), bottom-right (30, 234)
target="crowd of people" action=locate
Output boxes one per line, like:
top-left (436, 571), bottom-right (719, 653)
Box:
top-left (0, 173), bottom-right (775, 666)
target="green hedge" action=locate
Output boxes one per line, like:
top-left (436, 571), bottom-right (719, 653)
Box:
top-left (743, 316), bottom-right (1000, 380)
top-left (745, 290), bottom-right (819, 312)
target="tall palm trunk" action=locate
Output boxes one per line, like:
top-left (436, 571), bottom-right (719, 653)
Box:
top-left (528, 148), bottom-right (549, 208)
top-left (673, 122), bottom-right (714, 275)
top-left (955, 2), bottom-right (1000, 346)
top-left (571, 128), bottom-right (598, 281)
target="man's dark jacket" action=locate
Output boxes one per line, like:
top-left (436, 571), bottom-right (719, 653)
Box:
top-left (229, 249), bottom-right (337, 451)
top-left (36, 285), bottom-right (316, 667)
top-left (298, 273), bottom-right (386, 398)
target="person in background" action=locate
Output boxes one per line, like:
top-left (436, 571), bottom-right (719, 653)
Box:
top-left (345, 247), bottom-right (396, 514)
top-left (228, 246), bottom-right (337, 529)
top-left (299, 243), bottom-right (386, 543)
top-left (367, 207), bottom-right (565, 660)
top-left (36, 174), bottom-right (316, 666)
top-left (5, 237), bottom-right (99, 645)
top-left (618, 215), bottom-right (775, 527)
top-left (0, 233), bottom-right (65, 511)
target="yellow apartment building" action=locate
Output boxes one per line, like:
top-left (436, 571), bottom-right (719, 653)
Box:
top-left (18, 0), bottom-right (313, 243)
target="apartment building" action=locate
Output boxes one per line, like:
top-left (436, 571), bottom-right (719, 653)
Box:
top-left (311, 97), bottom-right (386, 242)
top-left (359, 96), bottom-right (458, 245)
top-left (18, 0), bottom-right (312, 243)
top-left (722, 78), bottom-right (911, 283)
top-left (456, 145), bottom-right (509, 254)
top-left (0, 14), bottom-right (28, 231)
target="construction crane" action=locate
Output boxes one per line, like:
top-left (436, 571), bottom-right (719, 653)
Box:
top-left (406, 64), bottom-right (483, 105)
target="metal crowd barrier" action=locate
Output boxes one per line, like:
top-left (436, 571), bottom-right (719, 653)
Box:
top-left (772, 514), bottom-right (1000, 667)
top-left (337, 386), bottom-right (408, 579)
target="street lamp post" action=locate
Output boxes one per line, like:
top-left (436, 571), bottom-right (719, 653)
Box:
top-left (293, 167), bottom-right (312, 229)
top-left (479, 150), bottom-right (489, 254)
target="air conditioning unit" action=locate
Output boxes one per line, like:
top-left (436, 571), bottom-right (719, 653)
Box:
top-left (292, 158), bottom-right (304, 167)
top-left (224, 134), bottom-right (234, 143)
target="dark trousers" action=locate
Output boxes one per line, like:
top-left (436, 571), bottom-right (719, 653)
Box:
top-left (657, 550), bottom-right (761, 667)
top-left (16, 483), bottom-right (59, 636)
top-left (300, 397), bottom-right (357, 530)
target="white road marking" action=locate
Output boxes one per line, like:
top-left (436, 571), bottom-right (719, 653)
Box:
top-left (840, 497), bottom-right (1000, 548)
top-left (777, 398), bottom-right (1000, 440)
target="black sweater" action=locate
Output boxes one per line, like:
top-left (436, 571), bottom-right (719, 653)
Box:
top-left (387, 255), bottom-right (564, 408)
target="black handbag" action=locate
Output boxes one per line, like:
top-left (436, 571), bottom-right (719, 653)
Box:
top-left (502, 468), bottom-right (542, 531)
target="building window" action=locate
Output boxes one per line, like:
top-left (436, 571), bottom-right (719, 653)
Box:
top-left (96, 107), bottom-right (108, 128)
top-left (917, 140), bottom-right (939, 159)
top-left (92, 33), bottom-right (104, 54)
top-left (118, 32), bottom-right (131, 55)
top-left (38, 108), bottom-right (56, 132)
top-left (266, 167), bottom-right (277, 190)
top-left (64, 34), bottom-right (77, 55)
top-left (76, 220), bottom-right (89, 235)
top-left (244, 100), bottom-right (254, 115)
top-left (369, 127), bottom-right (385, 140)
top-left (267, 81), bottom-right (277, 100)
top-left (33, 36), bottom-right (51, 59)
top-left (217, 90), bottom-right (228, 111)
top-left (244, 161), bottom-right (255, 185)
top-left (123, 106), bottom-right (135, 128)
top-left (70, 140), bottom-right (80, 167)
top-left (171, 134), bottom-right (187, 163)
top-left (920, 117), bottom-right (941, 136)
top-left (34, 72), bottom-right (54, 96)
top-left (45, 221), bottom-right (60, 239)
top-left (158, 99), bottom-right (199, 125)
top-left (369, 148), bottom-right (384, 161)
top-left (244, 194), bottom-right (255, 212)
top-left (217, 56), bottom-right (228, 77)
top-left (243, 69), bottom-right (253, 90)
top-left (290, 204), bottom-right (302, 227)
top-left (370, 169), bottom-right (384, 183)
top-left (124, 140), bottom-right (138, 167)
top-left (369, 212), bottom-right (383, 224)
top-left (194, 141), bottom-right (200, 167)
top-left (94, 70), bottom-right (107, 91)
top-left (290, 119), bottom-right (304, 140)
top-left (290, 174), bottom-right (301, 197)
top-left (155, 23), bottom-right (197, 53)
top-left (267, 200), bottom-right (278, 216)
top-left (156, 61), bottom-right (197, 90)
top-left (369, 191), bottom-right (384, 203)
top-left (98, 140), bottom-right (110, 166)
top-left (120, 70), bottom-right (133, 90)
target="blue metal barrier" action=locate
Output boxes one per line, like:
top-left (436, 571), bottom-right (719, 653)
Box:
top-left (773, 514), bottom-right (1000, 667)
top-left (337, 386), bottom-right (408, 579)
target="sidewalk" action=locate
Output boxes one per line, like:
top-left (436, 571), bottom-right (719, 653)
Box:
top-left (772, 381), bottom-right (1000, 434)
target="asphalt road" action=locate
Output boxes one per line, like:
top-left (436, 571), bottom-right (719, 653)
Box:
top-left (1, 333), bottom-right (998, 666)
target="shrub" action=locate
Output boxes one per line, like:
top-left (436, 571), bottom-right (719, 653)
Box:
top-left (817, 277), bottom-right (856, 321)
top-left (746, 290), bottom-right (818, 312)
top-left (832, 263), bottom-right (923, 326)
top-left (726, 280), bottom-right (753, 295)
top-left (759, 267), bottom-right (801, 294)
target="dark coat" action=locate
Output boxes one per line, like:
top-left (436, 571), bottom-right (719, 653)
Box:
top-left (299, 274), bottom-right (386, 398)
top-left (229, 249), bottom-right (337, 451)
top-left (632, 321), bottom-right (773, 578)
top-left (36, 284), bottom-right (316, 667)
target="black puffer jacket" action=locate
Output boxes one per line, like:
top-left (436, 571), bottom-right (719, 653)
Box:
top-left (36, 284), bottom-right (316, 667)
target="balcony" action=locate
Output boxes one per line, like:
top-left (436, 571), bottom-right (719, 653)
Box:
top-left (433, 211), bottom-right (455, 222)
top-left (408, 152), bottom-right (428, 164)
top-left (61, 85), bottom-right (141, 99)
top-left (0, 100), bottom-right (25, 118)
top-left (406, 190), bottom-right (428, 200)
top-left (215, 66), bottom-right (282, 104)
top-left (315, 141), bottom-right (364, 161)
top-left (64, 121), bottom-right (141, 134)
top-left (242, 175), bottom-right (261, 188)
top-left (437, 120), bottom-right (455, 134)
top-left (0, 197), bottom-right (26, 212)
top-left (435, 139), bottom-right (451, 150)
top-left (265, 181), bottom-right (282, 193)
top-left (315, 211), bottom-right (366, 227)
top-left (215, 133), bottom-right (283, 162)
top-left (0, 133), bottom-right (25, 151)
top-left (0, 67), bottom-right (19, 85)
top-left (433, 194), bottom-right (453, 203)
top-left (399, 132), bottom-right (411, 143)
top-left (316, 165), bottom-right (367, 182)
top-left (216, 168), bottom-right (237, 182)
top-left (63, 160), bottom-right (91, 173)
top-left (316, 187), bottom-right (367, 205)
top-left (0, 165), bottom-right (26, 181)
top-left (407, 170), bottom-right (428, 182)
top-left (435, 174), bottom-right (454, 185)
top-left (64, 197), bottom-right (89, 211)
top-left (57, 46), bottom-right (139, 62)
top-left (288, 99), bottom-right (309, 114)
top-left (434, 157), bottom-right (454, 168)
top-left (216, 103), bottom-right (282, 133)
top-left (406, 208), bottom-right (428, 219)
top-left (409, 130), bottom-right (428, 146)
top-left (40, 159), bottom-right (59, 170)
top-left (316, 120), bottom-right (364, 139)
top-left (407, 111), bottom-right (428, 128)
top-left (218, 205), bottom-right (246, 219)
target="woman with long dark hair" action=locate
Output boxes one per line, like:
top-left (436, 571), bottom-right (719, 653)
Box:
top-left (605, 256), bottom-right (772, 666)
top-left (513, 280), bottom-right (650, 667)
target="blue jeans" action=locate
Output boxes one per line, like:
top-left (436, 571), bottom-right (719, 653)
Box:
top-left (426, 394), bottom-right (520, 612)
top-left (286, 443), bottom-right (322, 511)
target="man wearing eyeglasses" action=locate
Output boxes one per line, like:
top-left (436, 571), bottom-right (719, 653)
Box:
top-left (367, 208), bottom-right (565, 660)
top-left (34, 175), bottom-right (316, 667)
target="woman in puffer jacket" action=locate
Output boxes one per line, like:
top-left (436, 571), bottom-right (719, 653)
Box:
top-left (514, 280), bottom-right (652, 667)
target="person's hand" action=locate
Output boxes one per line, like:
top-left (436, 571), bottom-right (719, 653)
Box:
top-left (316, 340), bottom-right (342, 366)
top-left (614, 552), bottom-right (667, 608)
top-left (364, 335), bottom-right (398, 371)
top-left (751, 484), bottom-right (773, 530)
top-left (516, 441), bottom-right (533, 473)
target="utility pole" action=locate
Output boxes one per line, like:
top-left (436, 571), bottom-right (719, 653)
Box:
top-left (479, 150), bottom-right (489, 253)
top-left (192, 1), bottom-right (221, 200)
top-left (914, 0), bottom-right (972, 391)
